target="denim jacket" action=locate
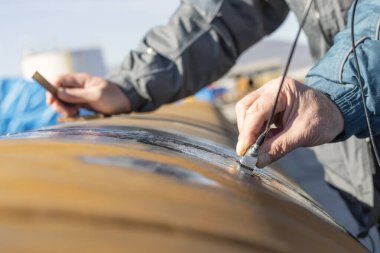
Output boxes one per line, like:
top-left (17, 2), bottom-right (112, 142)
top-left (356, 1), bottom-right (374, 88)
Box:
top-left (305, 0), bottom-right (380, 141)
top-left (304, 2), bottom-right (380, 232)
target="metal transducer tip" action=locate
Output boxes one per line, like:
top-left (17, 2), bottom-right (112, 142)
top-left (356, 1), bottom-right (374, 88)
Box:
top-left (239, 133), bottom-right (266, 168)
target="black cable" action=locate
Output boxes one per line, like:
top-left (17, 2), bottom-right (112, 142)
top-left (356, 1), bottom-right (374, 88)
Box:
top-left (351, 0), bottom-right (380, 167)
top-left (242, 0), bottom-right (315, 161)
top-left (358, 230), bottom-right (376, 253)
top-left (256, 0), bottom-right (314, 148)
top-left (352, 1), bottom-right (379, 250)
top-left (368, 233), bottom-right (376, 253)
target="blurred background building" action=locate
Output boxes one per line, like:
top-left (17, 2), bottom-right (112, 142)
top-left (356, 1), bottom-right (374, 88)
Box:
top-left (21, 48), bottom-right (106, 83)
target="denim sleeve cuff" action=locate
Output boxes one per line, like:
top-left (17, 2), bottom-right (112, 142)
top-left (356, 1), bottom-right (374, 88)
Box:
top-left (305, 76), bottom-right (366, 142)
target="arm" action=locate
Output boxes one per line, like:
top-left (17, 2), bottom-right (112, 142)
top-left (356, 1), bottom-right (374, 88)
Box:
top-left (49, 0), bottom-right (289, 115)
top-left (107, 0), bottom-right (289, 111)
top-left (235, 0), bottom-right (380, 167)
top-left (305, 0), bottom-right (380, 140)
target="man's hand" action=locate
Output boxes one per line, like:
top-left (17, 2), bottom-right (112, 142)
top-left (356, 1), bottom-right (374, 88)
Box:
top-left (235, 77), bottom-right (344, 168)
top-left (46, 73), bottom-right (131, 116)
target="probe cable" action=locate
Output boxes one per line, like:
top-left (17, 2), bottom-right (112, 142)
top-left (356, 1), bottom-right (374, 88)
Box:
top-left (351, 0), bottom-right (380, 168)
top-left (263, 0), bottom-right (314, 137)
top-left (352, 0), bottom-right (379, 249)
top-left (241, 0), bottom-right (315, 162)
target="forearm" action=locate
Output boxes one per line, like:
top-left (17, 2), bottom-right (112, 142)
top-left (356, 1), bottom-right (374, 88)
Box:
top-left (305, 0), bottom-right (380, 141)
top-left (108, 0), bottom-right (288, 112)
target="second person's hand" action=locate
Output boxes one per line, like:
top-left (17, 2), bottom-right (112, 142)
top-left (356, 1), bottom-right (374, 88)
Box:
top-left (46, 73), bottom-right (131, 116)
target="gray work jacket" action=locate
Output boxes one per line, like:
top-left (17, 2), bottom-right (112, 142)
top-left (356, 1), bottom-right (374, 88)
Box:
top-left (108, 0), bottom-right (377, 230)
top-left (108, 0), bottom-right (352, 111)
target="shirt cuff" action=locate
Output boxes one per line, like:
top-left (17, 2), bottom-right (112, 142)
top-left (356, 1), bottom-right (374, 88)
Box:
top-left (305, 76), bottom-right (366, 141)
top-left (107, 76), bottom-right (147, 112)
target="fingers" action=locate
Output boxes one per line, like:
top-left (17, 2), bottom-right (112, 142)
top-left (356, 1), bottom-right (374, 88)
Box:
top-left (236, 96), bottom-right (268, 156)
top-left (46, 91), bottom-right (54, 105)
top-left (46, 73), bottom-right (132, 116)
top-left (50, 99), bottom-right (79, 117)
top-left (235, 78), bottom-right (286, 156)
top-left (49, 87), bottom-right (97, 116)
top-left (57, 87), bottom-right (97, 104)
top-left (53, 73), bottom-right (90, 89)
top-left (47, 73), bottom-right (97, 116)
top-left (234, 76), bottom-right (344, 168)
top-left (256, 126), bottom-right (301, 168)
top-left (236, 93), bottom-right (286, 156)
top-left (46, 89), bottom-right (79, 116)
top-left (235, 91), bottom-right (260, 132)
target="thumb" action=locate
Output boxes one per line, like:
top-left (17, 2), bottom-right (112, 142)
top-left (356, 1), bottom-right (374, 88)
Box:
top-left (46, 91), bottom-right (54, 105)
top-left (256, 127), bottom-right (300, 168)
top-left (57, 88), bottom-right (95, 104)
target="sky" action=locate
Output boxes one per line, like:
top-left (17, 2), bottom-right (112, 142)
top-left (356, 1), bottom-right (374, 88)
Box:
top-left (0, 0), bottom-right (307, 77)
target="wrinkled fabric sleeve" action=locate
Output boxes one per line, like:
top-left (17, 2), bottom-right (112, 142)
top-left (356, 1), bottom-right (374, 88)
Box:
top-left (107, 0), bottom-right (288, 112)
top-left (305, 0), bottom-right (380, 141)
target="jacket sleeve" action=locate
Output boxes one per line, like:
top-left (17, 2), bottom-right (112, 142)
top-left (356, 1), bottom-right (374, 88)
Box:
top-left (304, 0), bottom-right (380, 141)
top-left (107, 0), bottom-right (288, 112)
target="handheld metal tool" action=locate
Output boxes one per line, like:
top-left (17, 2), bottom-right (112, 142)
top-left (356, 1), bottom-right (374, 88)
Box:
top-left (32, 71), bottom-right (59, 97)
top-left (239, 133), bottom-right (265, 168)
top-left (32, 71), bottom-right (104, 121)
top-left (32, 71), bottom-right (73, 107)
top-left (239, 0), bottom-right (314, 169)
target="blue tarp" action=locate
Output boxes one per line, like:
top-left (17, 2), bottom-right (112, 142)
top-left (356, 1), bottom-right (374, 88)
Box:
top-left (0, 78), bottom-right (227, 135)
top-left (194, 86), bottom-right (227, 102)
top-left (0, 78), bottom-right (59, 135)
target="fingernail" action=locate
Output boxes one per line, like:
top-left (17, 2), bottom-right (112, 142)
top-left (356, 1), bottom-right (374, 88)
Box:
top-left (257, 153), bottom-right (271, 168)
top-left (236, 141), bottom-right (245, 156)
